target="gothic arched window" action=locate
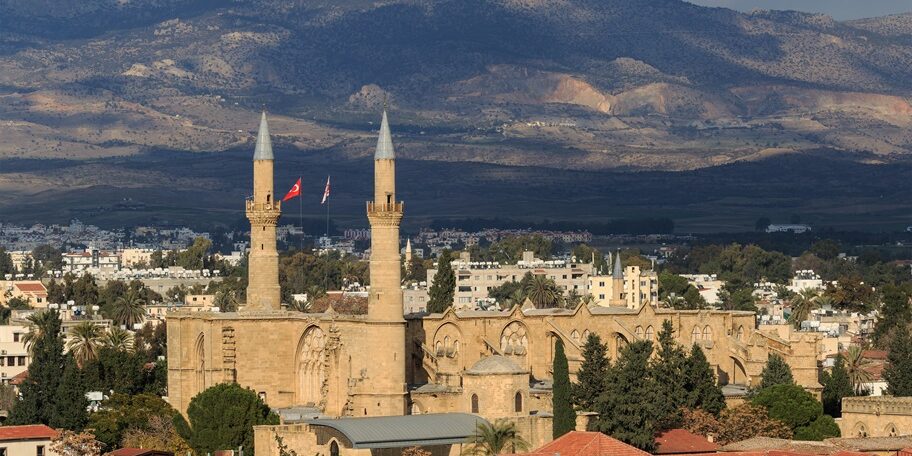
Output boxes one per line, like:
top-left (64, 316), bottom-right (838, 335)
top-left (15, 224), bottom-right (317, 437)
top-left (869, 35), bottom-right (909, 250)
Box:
top-left (471, 394), bottom-right (479, 413)
top-left (515, 392), bottom-right (523, 413)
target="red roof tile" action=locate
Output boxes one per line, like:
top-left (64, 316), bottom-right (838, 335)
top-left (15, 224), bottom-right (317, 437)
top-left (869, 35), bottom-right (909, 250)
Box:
top-left (517, 431), bottom-right (650, 456)
top-left (655, 429), bottom-right (720, 454)
top-left (898, 448), bottom-right (912, 456)
top-left (0, 424), bottom-right (58, 442)
top-left (14, 282), bottom-right (47, 293)
top-left (10, 370), bottom-right (28, 385)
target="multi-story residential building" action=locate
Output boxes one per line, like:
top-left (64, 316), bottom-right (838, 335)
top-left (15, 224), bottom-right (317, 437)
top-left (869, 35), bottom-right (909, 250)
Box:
top-left (0, 281), bottom-right (48, 307)
top-left (789, 270), bottom-right (824, 293)
top-left (427, 251), bottom-right (595, 309)
top-left (589, 258), bottom-right (659, 310)
top-left (682, 274), bottom-right (724, 305)
top-left (120, 248), bottom-right (156, 268)
top-left (0, 325), bottom-right (30, 384)
top-left (62, 247), bottom-right (121, 273)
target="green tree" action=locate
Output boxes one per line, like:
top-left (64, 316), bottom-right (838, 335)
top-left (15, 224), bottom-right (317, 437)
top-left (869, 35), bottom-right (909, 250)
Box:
top-left (71, 273), bottom-right (99, 308)
top-left (46, 279), bottom-right (65, 304)
top-left (683, 344), bottom-right (725, 415)
top-left (174, 383), bottom-right (279, 456)
top-left (427, 251), bottom-right (456, 313)
top-left (89, 393), bottom-right (178, 451)
top-left (652, 320), bottom-right (687, 429)
top-left (552, 339), bottom-right (574, 438)
top-left (111, 288), bottom-right (147, 328)
top-left (463, 419), bottom-right (530, 456)
top-left (844, 346), bottom-right (873, 395)
top-left (83, 347), bottom-right (150, 396)
top-left (873, 284), bottom-right (912, 348)
top-left (9, 310), bottom-right (66, 425)
top-left (752, 383), bottom-right (839, 440)
top-left (820, 354), bottom-right (853, 418)
top-left (150, 250), bottom-right (166, 269)
top-left (50, 356), bottom-right (89, 431)
top-left (809, 240), bottom-right (841, 260)
top-left (788, 288), bottom-right (820, 328)
top-left (0, 248), bottom-right (14, 275)
top-left (794, 415), bottom-right (840, 440)
top-left (594, 341), bottom-right (660, 451)
top-left (572, 333), bottom-right (609, 412)
top-left (177, 237), bottom-right (212, 270)
top-left (523, 274), bottom-right (563, 309)
top-left (66, 321), bottom-right (104, 367)
top-left (31, 244), bottom-right (64, 275)
top-left (104, 327), bottom-right (135, 352)
top-left (884, 324), bottom-right (912, 396)
top-left (22, 309), bottom-right (60, 354)
top-left (751, 384), bottom-right (827, 435)
top-left (759, 354), bottom-right (794, 389)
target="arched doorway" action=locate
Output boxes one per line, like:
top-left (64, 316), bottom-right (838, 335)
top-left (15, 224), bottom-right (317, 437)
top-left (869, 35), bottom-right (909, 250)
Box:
top-left (296, 326), bottom-right (326, 406)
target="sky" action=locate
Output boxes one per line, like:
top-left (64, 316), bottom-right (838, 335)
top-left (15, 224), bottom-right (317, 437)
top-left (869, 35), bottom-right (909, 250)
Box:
top-left (685, 0), bottom-right (912, 20)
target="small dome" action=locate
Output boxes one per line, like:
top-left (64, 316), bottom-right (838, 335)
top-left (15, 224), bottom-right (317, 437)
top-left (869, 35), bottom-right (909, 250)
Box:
top-left (466, 355), bottom-right (526, 375)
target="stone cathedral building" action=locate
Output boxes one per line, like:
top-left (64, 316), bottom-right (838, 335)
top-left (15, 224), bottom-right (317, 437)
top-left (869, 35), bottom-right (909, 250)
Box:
top-left (167, 111), bottom-right (821, 453)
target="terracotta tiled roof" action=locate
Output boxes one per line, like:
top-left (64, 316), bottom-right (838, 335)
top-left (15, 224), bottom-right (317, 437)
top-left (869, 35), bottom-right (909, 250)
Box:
top-left (516, 431), bottom-right (650, 456)
top-left (898, 448), bottom-right (912, 456)
top-left (10, 369), bottom-right (28, 385)
top-left (0, 424), bottom-right (58, 441)
top-left (13, 282), bottom-right (47, 293)
top-left (691, 452), bottom-right (867, 456)
top-left (655, 429), bottom-right (720, 454)
top-left (862, 350), bottom-right (888, 360)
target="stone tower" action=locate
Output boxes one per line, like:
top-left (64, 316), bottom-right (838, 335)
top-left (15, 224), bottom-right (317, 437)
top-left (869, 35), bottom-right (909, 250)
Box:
top-left (609, 250), bottom-right (625, 307)
top-left (245, 112), bottom-right (282, 311)
top-left (359, 110), bottom-right (407, 415)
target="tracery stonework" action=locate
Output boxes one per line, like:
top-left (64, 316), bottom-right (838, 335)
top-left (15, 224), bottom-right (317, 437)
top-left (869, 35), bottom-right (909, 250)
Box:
top-left (297, 326), bottom-right (326, 407)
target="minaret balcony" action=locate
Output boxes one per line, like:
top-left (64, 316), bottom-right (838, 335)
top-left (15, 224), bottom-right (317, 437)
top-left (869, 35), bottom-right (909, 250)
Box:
top-left (246, 199), bottom-right (282, 213)
top-left (366, 201), bottom-right (404, 214)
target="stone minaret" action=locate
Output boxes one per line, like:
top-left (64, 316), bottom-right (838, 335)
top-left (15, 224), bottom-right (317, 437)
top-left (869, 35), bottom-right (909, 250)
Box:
top-left (609, 250), bottom-right (626, 307)
top-left (245, 112), bottom-right (282, 311)
top-left (360, 109), bottom-right (407, 415)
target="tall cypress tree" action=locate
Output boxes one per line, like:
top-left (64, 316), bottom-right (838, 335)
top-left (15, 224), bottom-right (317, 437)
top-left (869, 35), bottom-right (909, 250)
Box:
top-left (552, 339), bottom-right (575, 438)
top-left (884, 325), bottom-right (912, 396)
top-left (9, 310), bottom-right (66, 425)
top-left (572, 333), bottom-right (610, 412)
top-left (50, 355), bottom-right (89, 431)
top-left (427, 251), bottom-right (456, 313)
top-left (759, 353), bottom-right (794, 389)
top-left (594, 341), bottom-right (660, 452)
top-left (653, 320), bottom-right (687, 430)
top-left (821, 354), bottom-right (853, 418)
top-left (683, 344), bottom-right (725, 415)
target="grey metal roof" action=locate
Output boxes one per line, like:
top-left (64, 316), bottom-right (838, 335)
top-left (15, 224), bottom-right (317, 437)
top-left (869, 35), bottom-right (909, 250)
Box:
top-left (253, 111), bottom-right (273, 160)
top-left (306, 413), bottom-right (487, 449)
top-left (612, 250), bottom-right (623, 277)
top-left (375, 110), bottom-right (395, 160)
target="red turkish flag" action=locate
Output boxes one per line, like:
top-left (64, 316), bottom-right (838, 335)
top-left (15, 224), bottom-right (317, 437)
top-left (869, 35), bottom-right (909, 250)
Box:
top-left (282, 178), bottom-right (301, 202)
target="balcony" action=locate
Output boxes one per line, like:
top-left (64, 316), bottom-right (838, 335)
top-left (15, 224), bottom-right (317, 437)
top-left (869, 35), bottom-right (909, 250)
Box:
top-left (366, 201), bottom-right (404, 213)
top-left (246, 199), bottom-right (281, 212)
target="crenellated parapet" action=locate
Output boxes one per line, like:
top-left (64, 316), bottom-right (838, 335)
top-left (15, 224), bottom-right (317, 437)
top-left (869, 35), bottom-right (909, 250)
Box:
top-left (842, 396), bottom-right (912, 416)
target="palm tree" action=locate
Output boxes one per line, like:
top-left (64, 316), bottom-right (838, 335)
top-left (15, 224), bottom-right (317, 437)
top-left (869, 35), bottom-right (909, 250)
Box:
top-left (112, 289), bottom-right (146, 328)
top-left (788, 288), bottom-right (819, 328)
top-left (66, 321), bottom-right (104, 367)
top-left (21, 310), bottom-right (61, 354)
top-left (845, 345), bottom-right (874, 394)
top-left (104, 326), bottom-right (135, 352)
top-left (463, 419), bottom-right (530, 456)
top-left (523, 274), bottom-right (562, 309)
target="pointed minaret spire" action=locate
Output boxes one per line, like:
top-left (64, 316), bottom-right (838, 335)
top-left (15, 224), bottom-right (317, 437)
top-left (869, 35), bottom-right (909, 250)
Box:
top-left (253, 111), bottom-right (274, 160)
top-left (375, 110), bottom-right (395, 160)
top-left (613, 250), bottom-right (623, 277)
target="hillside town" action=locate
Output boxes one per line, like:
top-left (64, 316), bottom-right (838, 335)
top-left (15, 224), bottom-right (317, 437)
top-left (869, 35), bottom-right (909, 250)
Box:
top-left (0, 111), bottom-right (910, 456)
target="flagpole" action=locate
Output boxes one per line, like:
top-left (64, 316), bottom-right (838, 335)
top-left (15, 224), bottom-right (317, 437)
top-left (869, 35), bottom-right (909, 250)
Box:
top-left (299, 176), bottom-right (304, 252)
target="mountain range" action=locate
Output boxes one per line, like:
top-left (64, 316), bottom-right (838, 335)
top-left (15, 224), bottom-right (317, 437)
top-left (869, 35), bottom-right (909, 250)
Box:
top-left (1, 0), bottom-right (912, 231)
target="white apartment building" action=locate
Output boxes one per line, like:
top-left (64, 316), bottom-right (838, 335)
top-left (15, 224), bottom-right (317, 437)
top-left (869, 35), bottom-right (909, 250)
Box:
top-left (62, 247), bottom-right (121, 272)
top-left (682, 274), bottom-right (724, 305)
top-left (427, 251), bottom-right (595, 309)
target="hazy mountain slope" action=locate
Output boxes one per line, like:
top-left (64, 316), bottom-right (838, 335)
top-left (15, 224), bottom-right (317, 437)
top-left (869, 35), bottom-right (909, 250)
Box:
top-left (2, 0), bottom-right (912, 229)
